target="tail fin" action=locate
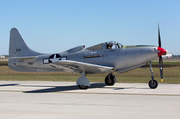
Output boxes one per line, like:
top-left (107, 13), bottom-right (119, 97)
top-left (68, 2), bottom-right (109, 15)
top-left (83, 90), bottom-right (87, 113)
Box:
top-left (9, 28), bottom-right (42, 57)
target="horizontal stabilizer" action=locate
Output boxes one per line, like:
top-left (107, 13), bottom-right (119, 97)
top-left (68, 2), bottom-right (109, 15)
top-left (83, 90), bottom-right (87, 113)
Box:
top-left (50, 60), bottom-right (114, 74)
top-left (9, 56), bottom-right (38, 60)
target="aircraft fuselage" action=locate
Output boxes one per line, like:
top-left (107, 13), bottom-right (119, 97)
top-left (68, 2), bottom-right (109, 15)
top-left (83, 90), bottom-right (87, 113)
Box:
top-left (9, 45), bottom-right (158, 73)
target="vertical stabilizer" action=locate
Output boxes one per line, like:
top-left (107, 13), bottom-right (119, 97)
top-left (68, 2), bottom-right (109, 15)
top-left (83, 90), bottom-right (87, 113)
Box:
top-left (9, 28), bottom-right (42, 57)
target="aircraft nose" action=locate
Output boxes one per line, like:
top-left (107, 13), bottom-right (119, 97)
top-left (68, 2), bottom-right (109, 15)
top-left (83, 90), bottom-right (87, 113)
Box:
top-left (157, 47), bottom-right (167, 57)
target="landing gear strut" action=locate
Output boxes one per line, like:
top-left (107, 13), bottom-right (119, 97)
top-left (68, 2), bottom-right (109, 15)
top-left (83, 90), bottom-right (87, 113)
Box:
top-left (105, 73), bottom-right (117, 86)
top-left (149, 61), bottom-right (158, 89)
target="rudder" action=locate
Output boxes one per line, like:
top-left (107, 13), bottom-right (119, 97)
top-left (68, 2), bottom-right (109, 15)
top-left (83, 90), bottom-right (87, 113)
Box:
top-left (9, 28), bottom-right (41, 57)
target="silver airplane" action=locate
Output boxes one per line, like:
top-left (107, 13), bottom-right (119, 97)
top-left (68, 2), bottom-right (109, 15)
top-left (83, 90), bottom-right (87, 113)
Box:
top-left (8, 26), bottom-right (167, 89)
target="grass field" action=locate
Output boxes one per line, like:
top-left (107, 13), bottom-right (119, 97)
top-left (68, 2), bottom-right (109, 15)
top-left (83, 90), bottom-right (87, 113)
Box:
top-left (0, 60), bottom-right (180, 84)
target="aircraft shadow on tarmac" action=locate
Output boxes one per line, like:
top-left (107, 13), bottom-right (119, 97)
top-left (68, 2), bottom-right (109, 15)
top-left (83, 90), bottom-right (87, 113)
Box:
top-left (0, 83), bottom-right (148, 93)
top-left (23, 83), bottom-right (146, 93)
top-left (23, 83), bottom-right (107, 93)
top-left (0, 84), bottom-right (19, 87)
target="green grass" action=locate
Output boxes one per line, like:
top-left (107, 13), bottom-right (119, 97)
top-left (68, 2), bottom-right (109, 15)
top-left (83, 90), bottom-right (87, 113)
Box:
top-left (0, 65), bottom-right (180, 84)
top-left (151, 61), bottom-right (180, 66)
top-left (1, 60), bottom-right (180, 83)
top-left (0, 61), bottom-right (8, 65)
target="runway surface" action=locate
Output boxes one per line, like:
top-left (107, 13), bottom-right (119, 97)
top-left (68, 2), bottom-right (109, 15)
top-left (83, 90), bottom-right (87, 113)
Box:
top-left (0, 81), bottom-right (180, 119)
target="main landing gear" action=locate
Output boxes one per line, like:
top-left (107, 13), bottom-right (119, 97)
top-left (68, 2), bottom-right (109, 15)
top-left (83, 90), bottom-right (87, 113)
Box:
top-left (105, 73), bottom-right (117, 86)
top-left (76, 71), bottom-right (90, 89)
top-left (77, 72), bottom-right (117, 89)
top-left (148, 61), bottom-right (158, 89)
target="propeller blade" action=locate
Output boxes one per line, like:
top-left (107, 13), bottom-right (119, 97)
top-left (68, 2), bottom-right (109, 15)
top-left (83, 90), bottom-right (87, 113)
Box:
top-left (158, 24), bottom-right (161, 47)
top-left (158, 24), bottom-right (164, 82)
top-left (159, 56), bottom-right (163, 82)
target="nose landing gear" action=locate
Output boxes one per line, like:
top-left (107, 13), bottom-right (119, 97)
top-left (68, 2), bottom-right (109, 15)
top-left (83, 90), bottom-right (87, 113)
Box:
top-left (149, 61), bottom-right (158, 89)
top-left (149, 78), bottom-right (158, 89)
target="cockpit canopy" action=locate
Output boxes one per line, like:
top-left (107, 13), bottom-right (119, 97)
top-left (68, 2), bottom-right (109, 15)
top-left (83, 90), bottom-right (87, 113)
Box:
top-left (87, 41), bottom-right (123, 50)
top-left (106, 41), bottom-right (123, 49)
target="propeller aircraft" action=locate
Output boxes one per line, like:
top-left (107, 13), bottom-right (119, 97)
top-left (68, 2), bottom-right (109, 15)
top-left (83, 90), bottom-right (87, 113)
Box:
top-left (8, 26), bottom-right (167, 89)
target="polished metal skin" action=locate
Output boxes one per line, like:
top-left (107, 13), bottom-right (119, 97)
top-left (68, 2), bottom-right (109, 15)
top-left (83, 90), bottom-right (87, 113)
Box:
top-left (8, 28), bottom-right (166, 89)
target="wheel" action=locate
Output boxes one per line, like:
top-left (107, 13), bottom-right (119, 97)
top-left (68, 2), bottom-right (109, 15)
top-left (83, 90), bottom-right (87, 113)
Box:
top-left (105, 74), bottom-right (116, 86)
top-left (78, 85), bottom-right (89, 89)
top-left (148, 80), bottom-right (158, 89)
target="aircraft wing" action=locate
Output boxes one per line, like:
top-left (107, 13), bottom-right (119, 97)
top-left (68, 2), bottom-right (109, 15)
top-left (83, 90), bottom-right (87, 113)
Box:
top-left (50, 60), bottom-right (114, 74)
top-left (9, 56), bottom-right (38, 60)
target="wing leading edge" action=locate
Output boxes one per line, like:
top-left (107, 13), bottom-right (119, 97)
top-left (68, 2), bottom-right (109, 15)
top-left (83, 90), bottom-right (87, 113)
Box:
top-left (50, 60), bottom-right (114, 74)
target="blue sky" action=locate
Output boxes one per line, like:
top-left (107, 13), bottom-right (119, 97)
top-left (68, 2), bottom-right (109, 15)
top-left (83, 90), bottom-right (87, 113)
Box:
top-left (0, 0), bottom-right (180, 55)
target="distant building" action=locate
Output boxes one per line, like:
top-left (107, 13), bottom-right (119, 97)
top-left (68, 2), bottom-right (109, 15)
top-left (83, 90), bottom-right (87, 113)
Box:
top-left (162, 50), bottom-right (172, 58)
top-left (0, 56), bottom-right (5, 59)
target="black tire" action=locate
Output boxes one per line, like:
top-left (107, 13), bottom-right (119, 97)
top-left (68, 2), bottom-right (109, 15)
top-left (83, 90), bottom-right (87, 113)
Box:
top-left (148, 80), bottom-right (158, 89)
top-left (105, 75), bottom-right (116, 86)
top-left (78, 85), bottom-right (89, 89)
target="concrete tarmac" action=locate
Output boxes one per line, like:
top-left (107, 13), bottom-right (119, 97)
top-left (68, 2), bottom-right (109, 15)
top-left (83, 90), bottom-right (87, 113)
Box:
top-left (0, 81), bottom-right (180, 119)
